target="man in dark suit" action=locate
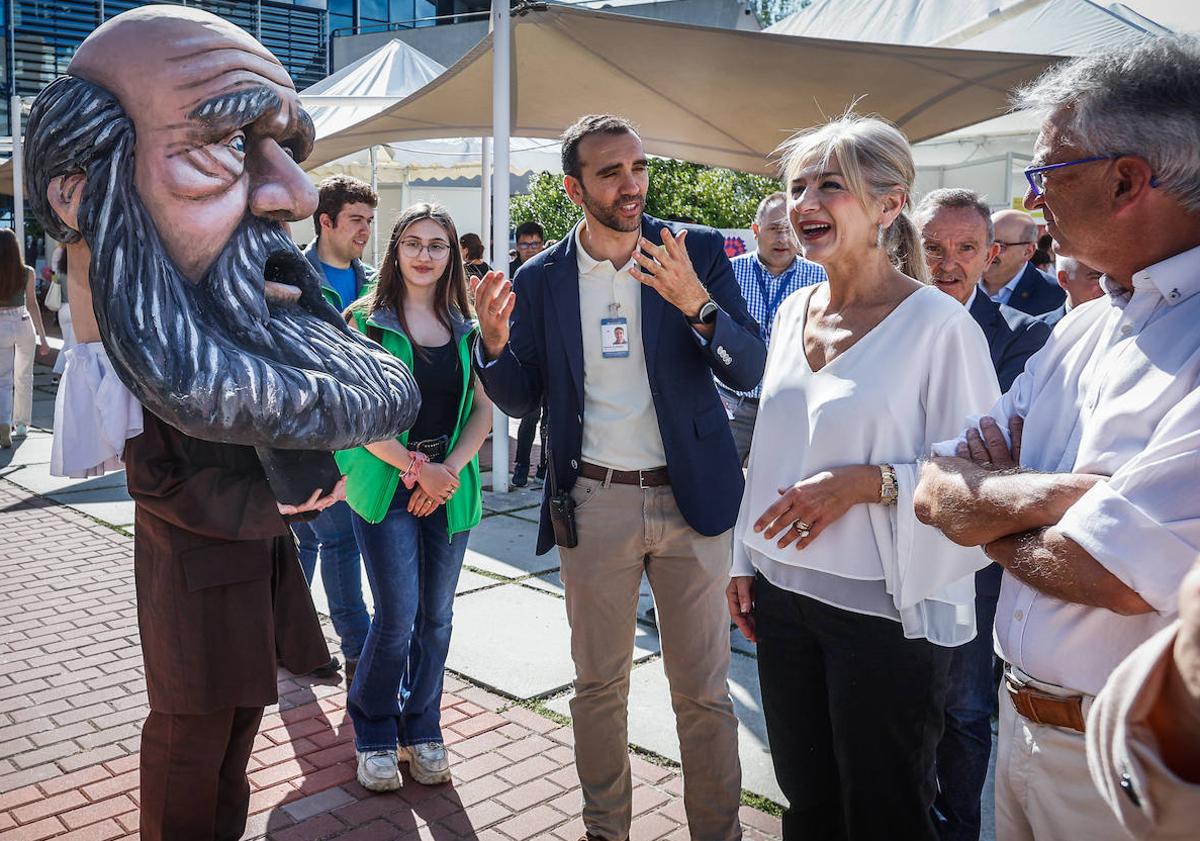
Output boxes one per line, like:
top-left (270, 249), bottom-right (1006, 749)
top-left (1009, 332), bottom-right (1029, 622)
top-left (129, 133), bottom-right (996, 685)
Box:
top-left (472, 114), bottom-right (764, 841)
top-left (981, 209), bottom-right (1065, 316)
top-left (916, 189), bottom-right (1051, 841)
top-left (1041, 254), bottom-right (1106, 329)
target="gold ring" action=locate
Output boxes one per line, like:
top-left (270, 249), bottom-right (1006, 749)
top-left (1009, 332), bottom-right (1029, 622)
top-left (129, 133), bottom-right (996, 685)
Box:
top-left (790, 519), bottom-right (811, 532)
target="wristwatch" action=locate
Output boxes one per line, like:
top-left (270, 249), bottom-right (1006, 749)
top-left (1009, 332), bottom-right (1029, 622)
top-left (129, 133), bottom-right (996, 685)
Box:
top-left (878, 464), bottom-right (898, 506)
top-left (686, 299), bottom-right (718, 325)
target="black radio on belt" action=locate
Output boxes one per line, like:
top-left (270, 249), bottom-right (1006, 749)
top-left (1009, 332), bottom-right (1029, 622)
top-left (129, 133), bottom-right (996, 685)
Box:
top-left (543, 432), bottom-right (578, 548)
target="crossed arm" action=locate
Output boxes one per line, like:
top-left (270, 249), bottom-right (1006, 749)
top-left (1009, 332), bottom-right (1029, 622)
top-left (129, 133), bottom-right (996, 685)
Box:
top-left (913, 416), bottom-right (1154, 616)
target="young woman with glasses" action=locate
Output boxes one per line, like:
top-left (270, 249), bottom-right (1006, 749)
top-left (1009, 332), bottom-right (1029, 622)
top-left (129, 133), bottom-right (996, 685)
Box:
top-left (336, 203), bottom-right (493, 792)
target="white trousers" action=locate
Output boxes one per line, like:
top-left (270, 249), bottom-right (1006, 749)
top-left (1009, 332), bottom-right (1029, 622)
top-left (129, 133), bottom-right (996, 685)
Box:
top-left (0, 306), bottom-right (35, 427)
top-left (996, 674), bottom-right (1130, 841)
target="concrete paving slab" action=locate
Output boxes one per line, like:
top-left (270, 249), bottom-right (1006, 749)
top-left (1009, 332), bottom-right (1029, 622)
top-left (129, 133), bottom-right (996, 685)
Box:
top-left (49, 495), bottom-right (135, 527)
top-left (462, 514), bottom-right (560, 579)
top-left (447, 583), bottom-right (660, 700)
top-left (548, 650), bottom-right (785, 805)
top-left (0, 432), bottom-right (55, 468)
top-left (481, 483), bottom-right (544, 513)
top-left (456, 568), bottom-right (501, 595)
top-left (506, 505), bottom-right (541, 524)
top-left (4, 461), bottom-right (128, 496)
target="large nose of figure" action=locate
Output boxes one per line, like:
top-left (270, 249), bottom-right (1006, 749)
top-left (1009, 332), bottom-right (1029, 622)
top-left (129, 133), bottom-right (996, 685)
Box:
top-left (249, 140), bottom-right (319, 222)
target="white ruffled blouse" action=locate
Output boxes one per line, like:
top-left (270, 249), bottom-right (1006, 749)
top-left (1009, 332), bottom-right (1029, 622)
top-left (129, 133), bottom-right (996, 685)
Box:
top-left (731, 283), bottom-right (999, 646)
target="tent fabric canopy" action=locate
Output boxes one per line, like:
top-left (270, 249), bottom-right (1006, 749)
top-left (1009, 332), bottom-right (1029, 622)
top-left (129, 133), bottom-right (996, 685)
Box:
top-left (767, 0), bottom-right (1167, 57)
top-left (304, 3), bottom-right (1062, 175)
top-left (300, 38), bottom-right (562, 177)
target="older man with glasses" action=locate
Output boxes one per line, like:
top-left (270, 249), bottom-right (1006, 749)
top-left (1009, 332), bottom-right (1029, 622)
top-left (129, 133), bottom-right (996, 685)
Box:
top-left (719, 192), bottom-right (825, 463)
top-left (915, 36), bottom-right (1200, 841)
top-left (980, 209), bottom-right (1065, 316)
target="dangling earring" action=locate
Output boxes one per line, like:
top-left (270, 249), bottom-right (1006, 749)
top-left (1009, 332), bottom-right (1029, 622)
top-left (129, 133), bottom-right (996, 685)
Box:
top-left (875, 223), bottom-right (885, 249)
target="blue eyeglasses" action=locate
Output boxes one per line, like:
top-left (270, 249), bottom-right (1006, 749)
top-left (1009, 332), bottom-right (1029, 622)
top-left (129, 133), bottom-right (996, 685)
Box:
top-left (1024, 155), bottom-right (1158, 197)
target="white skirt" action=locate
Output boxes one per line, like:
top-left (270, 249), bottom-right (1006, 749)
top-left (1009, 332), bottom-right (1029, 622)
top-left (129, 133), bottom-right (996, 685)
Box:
top-left (51, 342), bottom-right (143, 478)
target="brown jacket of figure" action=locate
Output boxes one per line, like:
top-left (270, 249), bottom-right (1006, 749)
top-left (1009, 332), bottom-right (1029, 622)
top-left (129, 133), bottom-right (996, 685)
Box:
top-left (124, 411), bottom-right (330, 715)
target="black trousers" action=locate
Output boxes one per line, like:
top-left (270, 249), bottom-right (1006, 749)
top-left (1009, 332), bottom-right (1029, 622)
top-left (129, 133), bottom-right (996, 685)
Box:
top-left (513, 403), bottom-right (546, 472)
top-left (140, 706), bottom-right (264, 841)
top-left (755, 573), bottom-right (953, 841)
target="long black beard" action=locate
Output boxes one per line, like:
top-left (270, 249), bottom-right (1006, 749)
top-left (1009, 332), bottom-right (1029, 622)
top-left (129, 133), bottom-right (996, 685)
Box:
top-left (87, 168), bottom-right (419, 450)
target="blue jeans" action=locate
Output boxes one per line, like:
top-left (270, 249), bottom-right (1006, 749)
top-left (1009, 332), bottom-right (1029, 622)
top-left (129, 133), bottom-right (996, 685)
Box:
top-left (935, 563), bottom-right (1003, 841)
top-left (348, 486), bottom-right (470, 751)
top-left (291, 501), bottom-right (370, 662)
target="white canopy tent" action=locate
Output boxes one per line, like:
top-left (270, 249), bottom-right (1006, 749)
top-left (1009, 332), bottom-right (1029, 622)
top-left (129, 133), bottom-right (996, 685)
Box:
top-left (769, 0), bottom-right (1172, 208)
top-left (295, 37), bottom-right (561, 259)
top-left (304, 3), bottom-right (1062, 173)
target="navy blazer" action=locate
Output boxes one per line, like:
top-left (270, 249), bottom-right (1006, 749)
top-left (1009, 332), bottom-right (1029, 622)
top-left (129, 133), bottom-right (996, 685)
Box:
top-left (475, 215), bottom-right (767, 555)
top-left (969, 291), bottom-right (1051, 393)
top-left (1004, 262), bottom-right (1066, 316)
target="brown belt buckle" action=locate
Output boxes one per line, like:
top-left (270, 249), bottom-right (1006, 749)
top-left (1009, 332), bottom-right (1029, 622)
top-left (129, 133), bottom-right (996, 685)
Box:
top-left (1005, 674), bottom-right (1086, 733)
top-left (639, 470), bottom-right (651, 489)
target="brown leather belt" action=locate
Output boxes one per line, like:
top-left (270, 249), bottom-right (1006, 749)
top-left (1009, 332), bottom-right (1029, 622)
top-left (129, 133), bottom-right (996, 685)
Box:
top-left (1004, 672), bottom-right (1086, 733)
top-left (579, 461), bottom-right (670, 488)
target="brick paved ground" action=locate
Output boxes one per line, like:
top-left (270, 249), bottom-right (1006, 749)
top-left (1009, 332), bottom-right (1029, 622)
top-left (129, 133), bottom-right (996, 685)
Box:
top-left (0, 480), bottom-right (783, 840)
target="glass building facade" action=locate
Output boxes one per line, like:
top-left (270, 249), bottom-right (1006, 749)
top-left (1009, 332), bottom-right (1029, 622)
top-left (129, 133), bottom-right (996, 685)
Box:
top-left (3, 0), bottom-right (329, 135)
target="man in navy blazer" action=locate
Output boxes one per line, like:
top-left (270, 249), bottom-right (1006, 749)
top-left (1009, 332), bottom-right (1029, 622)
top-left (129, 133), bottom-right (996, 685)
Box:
top-left (981, 209), bottom-right (1066, 316)
top-left (916, 190), bottom-right (1051, 841)
top-left (473, 115), bottom-right (763, 841)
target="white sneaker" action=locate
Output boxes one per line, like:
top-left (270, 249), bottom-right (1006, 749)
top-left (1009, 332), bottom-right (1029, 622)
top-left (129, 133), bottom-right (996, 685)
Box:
top-left (356, 749), bottom-right (401, 792)
top-left (399, 741), bottom-right (451, 785)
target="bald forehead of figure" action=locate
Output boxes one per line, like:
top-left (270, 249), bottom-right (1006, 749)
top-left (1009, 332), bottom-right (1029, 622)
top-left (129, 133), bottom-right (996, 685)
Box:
top-left (67, 6), bottom-right (308, 153)
top-left (992, 209), bottom-right (1037, 241)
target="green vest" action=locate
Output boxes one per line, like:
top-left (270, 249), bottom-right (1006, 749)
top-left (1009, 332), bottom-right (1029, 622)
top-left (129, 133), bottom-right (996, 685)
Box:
top-left (334, 308), bottom-right (483, 538)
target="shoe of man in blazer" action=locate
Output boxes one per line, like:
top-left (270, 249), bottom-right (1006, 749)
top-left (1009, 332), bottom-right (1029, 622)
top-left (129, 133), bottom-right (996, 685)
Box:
top-left (473, 115), bottom-right (763, 841)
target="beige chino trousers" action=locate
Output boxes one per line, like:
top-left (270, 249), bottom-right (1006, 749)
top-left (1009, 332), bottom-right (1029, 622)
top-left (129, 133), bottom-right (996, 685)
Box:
top-left (559, 474), bottom-right (743, 841)
top-left (996, 673), bottom-right (1128, 841)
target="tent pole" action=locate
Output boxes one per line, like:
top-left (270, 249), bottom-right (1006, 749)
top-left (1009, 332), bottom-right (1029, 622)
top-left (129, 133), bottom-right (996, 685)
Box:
top-left (490, 0), bottom-right (511, 494)
top-left (480, 136), bottom-right (492, 261)
top-left (369, 145), bottom-right (380, 267)
top-left (11, 95), bottom-right (24, 263)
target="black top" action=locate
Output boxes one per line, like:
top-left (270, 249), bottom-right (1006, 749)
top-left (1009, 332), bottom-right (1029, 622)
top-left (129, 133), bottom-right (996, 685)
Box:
top-left (465, 260), bottom-right (491, 280)
top-left (408, 339), bottom-right (462, 443)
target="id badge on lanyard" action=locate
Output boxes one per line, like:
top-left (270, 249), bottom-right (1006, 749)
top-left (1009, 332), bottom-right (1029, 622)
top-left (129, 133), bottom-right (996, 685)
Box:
top-left (601, 316), bottom-right (630, 358)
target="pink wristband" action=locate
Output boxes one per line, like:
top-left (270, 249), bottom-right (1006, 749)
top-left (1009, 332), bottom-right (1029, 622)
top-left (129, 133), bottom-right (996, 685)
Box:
top-left (401, 451), bottom-right (429, 490)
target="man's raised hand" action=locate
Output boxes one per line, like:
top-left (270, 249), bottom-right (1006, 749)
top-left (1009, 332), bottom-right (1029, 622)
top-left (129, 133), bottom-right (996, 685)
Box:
top-left (470, 271), bottom-right (515, 361)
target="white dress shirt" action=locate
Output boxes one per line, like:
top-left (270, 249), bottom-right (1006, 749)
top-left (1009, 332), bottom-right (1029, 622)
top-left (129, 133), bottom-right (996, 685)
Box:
top-left (732, 284), bottom-right (998, 645)
top-left (935, 244), bottom-right (1200, 694)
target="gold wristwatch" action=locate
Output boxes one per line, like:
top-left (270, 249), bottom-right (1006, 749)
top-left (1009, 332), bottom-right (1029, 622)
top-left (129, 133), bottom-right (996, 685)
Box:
top-left (878, 464), bottom-right (898, 505)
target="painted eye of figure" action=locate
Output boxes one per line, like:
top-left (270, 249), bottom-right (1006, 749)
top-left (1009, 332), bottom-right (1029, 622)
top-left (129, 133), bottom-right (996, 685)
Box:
top-left (224, 132), bottom-right (247, 155)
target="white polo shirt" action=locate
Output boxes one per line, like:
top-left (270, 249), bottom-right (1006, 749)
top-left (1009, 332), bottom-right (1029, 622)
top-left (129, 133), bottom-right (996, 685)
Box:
top-left (575, 225), bottom-right (666, 470)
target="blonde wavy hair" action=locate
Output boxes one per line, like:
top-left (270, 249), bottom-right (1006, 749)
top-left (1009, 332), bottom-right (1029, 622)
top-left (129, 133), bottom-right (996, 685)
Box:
top-left (777, 114), bottom-right (927, 282)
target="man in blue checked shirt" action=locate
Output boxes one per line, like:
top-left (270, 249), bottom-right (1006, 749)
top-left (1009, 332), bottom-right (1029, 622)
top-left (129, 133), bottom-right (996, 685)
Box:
top-left (719, 192), bottom-right (826, 462)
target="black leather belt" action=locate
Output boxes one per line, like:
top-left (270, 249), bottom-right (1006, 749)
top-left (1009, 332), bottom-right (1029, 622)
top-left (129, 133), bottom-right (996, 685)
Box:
top-left (579, 461), bottom-right (670, 487)
top-left (409, 435), bottom-right (448, 462)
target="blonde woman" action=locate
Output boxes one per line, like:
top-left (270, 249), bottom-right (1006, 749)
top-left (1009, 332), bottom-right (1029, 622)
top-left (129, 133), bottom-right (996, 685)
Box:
top-left (726, 116), bottom-right (998, 840)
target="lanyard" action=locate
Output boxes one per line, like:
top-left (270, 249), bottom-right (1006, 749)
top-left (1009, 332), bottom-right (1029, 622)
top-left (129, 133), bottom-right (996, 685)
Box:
top-left (754, 261), bottom-right (794, 323)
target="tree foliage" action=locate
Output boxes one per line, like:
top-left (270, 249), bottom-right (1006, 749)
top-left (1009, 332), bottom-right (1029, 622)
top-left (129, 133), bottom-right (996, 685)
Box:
top-left (510, 160), bottom-right (783, 241)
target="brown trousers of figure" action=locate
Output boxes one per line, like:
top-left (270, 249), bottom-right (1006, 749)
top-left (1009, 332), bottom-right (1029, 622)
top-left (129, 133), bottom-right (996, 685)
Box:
top-left (139, 706), bottom-right (264, 841)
